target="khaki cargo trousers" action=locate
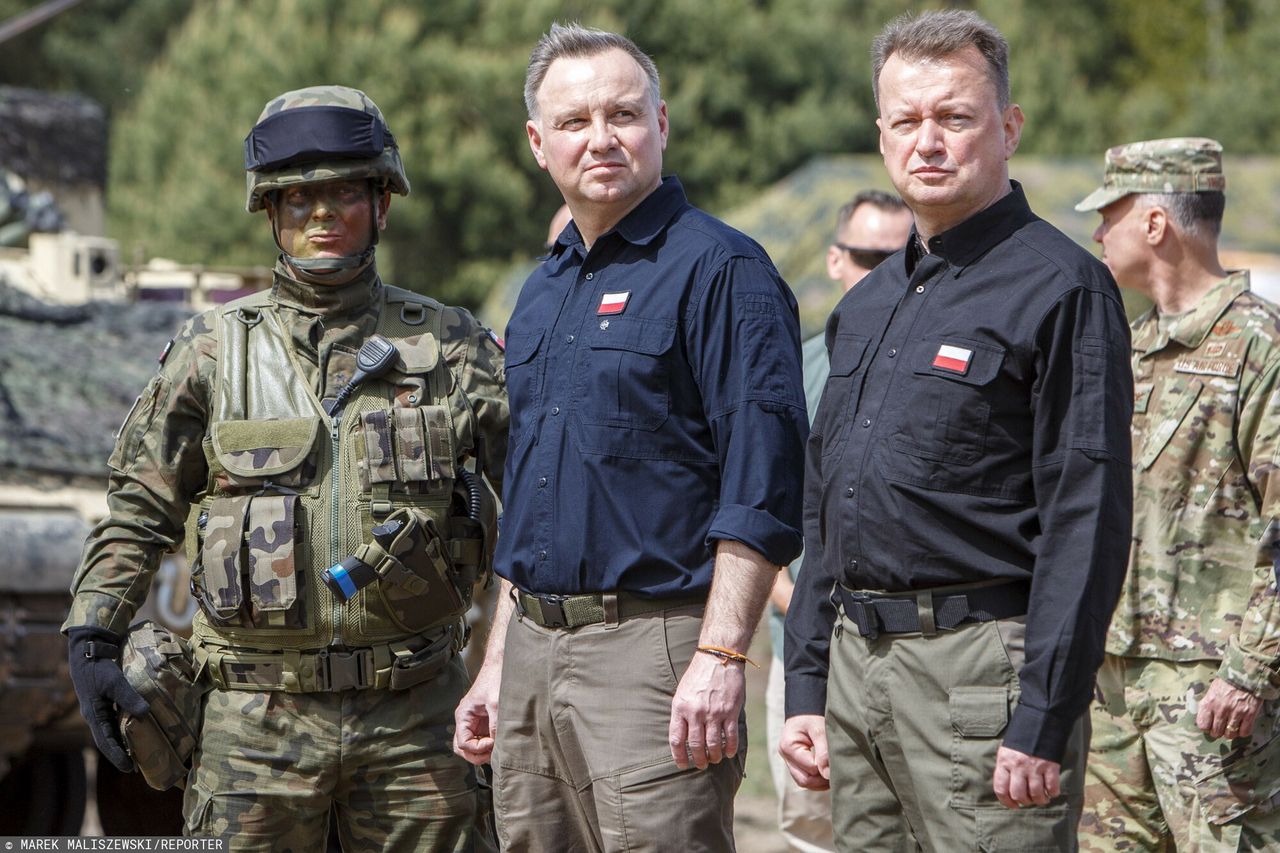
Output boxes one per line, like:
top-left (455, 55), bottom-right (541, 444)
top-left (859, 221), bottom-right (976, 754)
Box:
top-left (492, 603), bottom-right (744, 852)
top-left (1080, 655), bottom-right (1280, 852)
top-left (826, 611), bottom-right (1086, 852)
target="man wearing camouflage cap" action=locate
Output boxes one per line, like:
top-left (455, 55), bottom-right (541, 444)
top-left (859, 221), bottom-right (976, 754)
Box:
top-left (63, 85), bottom-right (508, 849)
top-left (1076, 138), bottom-right (1280, 851)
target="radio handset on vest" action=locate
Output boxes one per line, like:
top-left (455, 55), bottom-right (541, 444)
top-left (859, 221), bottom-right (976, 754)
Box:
top-left (323, 334), bottom-right (399, 416)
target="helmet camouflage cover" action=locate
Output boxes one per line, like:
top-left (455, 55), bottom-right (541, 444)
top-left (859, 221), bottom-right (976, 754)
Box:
top-left (244, 85), bottom-right (410, 213)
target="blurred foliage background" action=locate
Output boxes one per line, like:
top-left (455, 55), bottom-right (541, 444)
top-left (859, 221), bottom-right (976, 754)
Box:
top-left (2, 0), bottom-right (1278, 321)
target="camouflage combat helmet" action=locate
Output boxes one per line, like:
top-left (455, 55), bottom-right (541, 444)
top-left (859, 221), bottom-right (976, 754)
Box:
top-left (119, 621), bottom-right (208, 791)
top-left (244, 84), bottom-right (409, 213)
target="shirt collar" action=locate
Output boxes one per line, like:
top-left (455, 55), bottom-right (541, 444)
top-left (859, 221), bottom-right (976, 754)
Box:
top-left (549, 176), bottom-right (688, 257)
top-left (1150, 270), bottom-right (1252, 351)
top-left (270, 258), bottom-right (382, 317)
top-left (906, 181), bottom-right (1037, 274)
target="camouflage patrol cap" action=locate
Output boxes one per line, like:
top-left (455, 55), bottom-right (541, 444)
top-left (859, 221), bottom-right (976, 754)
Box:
top-left (244, 85), bottom-right (410, 213)
top-left (1075, 137), bottom-right (1225, 212)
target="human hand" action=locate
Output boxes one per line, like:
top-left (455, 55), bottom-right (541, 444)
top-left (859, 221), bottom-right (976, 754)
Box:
top-left (67, 627), bottom-right (149, 773)
top-left (779, 714), bottom-right (830, 790)
top-left (453, 661), bottom-right (501, 765)
top-left (1196, 677), bottom-right (1264, 741)
top-left (993, 745), bottom-right (1061, 809)
top-left (668, 650), bottom-right (745, 770)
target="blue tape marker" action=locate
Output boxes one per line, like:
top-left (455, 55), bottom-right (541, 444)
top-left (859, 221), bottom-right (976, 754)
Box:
top-left (327, 563), bottom-right (358, 600)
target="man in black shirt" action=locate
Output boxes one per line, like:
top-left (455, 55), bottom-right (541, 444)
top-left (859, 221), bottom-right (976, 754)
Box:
top-left (781, 10), bottom-right (1132, 851)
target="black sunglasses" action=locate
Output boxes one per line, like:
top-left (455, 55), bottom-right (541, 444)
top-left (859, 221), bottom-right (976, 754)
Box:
top-left (834, 243), bottom-right (895, 270)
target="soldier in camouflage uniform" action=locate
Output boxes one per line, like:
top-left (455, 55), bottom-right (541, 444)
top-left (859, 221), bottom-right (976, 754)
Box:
top-left (1076, 138), bottom-right (1280, 851)
top-left (63, 86), bottom-right (508, 850)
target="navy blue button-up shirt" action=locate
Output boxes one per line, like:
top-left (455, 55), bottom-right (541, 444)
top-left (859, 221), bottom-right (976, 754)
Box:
top-left (496, 178), bottom-right (807, 597)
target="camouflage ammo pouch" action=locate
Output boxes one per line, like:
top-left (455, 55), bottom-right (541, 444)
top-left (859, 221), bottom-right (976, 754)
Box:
top-left (120, 620), bottom-right (210, 791)
top-left (189, 416), bottom-right (319, 629)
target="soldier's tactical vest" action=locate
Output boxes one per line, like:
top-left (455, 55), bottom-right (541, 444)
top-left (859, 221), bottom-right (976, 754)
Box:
top-left (186, 285), bottom-right (484, 693)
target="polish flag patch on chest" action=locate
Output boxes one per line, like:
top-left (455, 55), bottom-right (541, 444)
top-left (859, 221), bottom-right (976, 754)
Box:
top-left (932, 343), bottom-right (973, 375)
top-left (597, 291), bottom-right (631, 315)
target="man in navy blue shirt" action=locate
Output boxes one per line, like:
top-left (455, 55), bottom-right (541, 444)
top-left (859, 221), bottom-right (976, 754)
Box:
top-left (452, 22), bottom-right (807, 851)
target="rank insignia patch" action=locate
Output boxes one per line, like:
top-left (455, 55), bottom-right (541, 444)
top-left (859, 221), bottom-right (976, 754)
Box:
top-left (932, 344), bottom-right (973, 375)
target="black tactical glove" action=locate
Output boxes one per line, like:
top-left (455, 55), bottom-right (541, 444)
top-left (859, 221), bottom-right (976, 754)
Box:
top-left (67, 626), bottom-right (150, 772)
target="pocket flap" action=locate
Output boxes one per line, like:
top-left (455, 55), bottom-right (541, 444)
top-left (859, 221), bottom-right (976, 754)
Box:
top-left (587, 317), bottom-right (676, 355)
top-left (246, 494), bottom-right (298, 613)
top-left (914, 339), bottom-right (1005, 386)
top-left (503, 329), bottom-right (543, 367)
top-left (198, 495), bottom-right (250, 617)
top-left (391, 334), bottom-right (441, 373)
top-left (829, 334), bottom-right (871, 377)
top-left (950, 686), bottom-right (1010, 738)
top-left (211, 417), bottom-right (321, 478)
top-left (1138, 378), bottom-right (1203, 470)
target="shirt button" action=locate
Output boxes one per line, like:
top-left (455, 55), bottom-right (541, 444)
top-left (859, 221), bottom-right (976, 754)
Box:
top-left (861, 418), bottom-right (872, 428)
top-left (538, 550), bottom-right (548, 560)
top-left (845, 487), bottom-right (854, 498)
top-left (915, 285), bottom-right (925, 294)
top-left (585, 272), bottom-right (594, 280)
top-left (538, 477), bottom-right (548, 488)
top-left (566, 334), bottom-right (575, 344)
top-left (551, 406), bottom-right (560, 415)
top-left (848, 558), bottom-right (858, 570)
top-left (887, 348), bottom-right (897, 358)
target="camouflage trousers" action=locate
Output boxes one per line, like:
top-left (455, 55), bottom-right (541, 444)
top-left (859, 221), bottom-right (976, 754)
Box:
top-left (182, 656), bottom-right (493, 852)
top-left (1080, 655), bottom-right (1280, 852)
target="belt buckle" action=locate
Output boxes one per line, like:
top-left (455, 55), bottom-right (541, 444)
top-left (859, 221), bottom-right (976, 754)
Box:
top-left (537, 594), bottom-right (570, 628)
top-left (319, 648), bottom-right (372, 691)
top-left (842, 589), bottom-right (880, 640)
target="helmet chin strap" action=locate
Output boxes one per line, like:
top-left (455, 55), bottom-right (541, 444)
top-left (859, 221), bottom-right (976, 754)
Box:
top-left (271, 180), bottom-right (381, 281)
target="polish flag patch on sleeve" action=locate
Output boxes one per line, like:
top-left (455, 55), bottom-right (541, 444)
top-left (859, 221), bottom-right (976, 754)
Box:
top-left (597, 291), bottom-right (630, 315)
top-left (932, 343), bottom-right (973, 374)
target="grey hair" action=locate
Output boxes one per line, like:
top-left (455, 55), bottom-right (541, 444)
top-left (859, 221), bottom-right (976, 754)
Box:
top-left (871, 10), bottom-right (1010, 110)
top-left (835, 189), bottom-right (909, 236)
top-left (1138, 192), bottom-right (1225, 239)
top-left (524, 22), bottom-right (661, 120)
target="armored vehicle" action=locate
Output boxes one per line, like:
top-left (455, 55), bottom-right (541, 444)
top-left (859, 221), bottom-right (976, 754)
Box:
top-left (0, 274), bottom-right (197, 835)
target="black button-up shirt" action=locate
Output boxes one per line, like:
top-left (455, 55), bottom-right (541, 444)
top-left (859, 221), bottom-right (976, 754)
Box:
top-left (786, 184), bottom-right (1133, 761)
top-left (496, 178), bottom-right (807, 597)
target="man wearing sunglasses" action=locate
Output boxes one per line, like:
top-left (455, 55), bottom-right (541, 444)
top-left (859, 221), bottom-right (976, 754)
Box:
top-left (766, 189), bottom-right (911, 853)
top-left (826, 191), bottom-right (914, 292)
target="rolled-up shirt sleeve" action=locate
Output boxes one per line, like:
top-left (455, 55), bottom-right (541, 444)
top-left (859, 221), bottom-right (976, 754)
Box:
top-left (1010, 284), bottom-right (1133, 760)
top-left (687, 256), bottom-right (808, 568)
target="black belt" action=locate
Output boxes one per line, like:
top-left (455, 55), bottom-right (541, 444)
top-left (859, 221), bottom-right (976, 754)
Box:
top-left (835, 580), bottom-right (1029, 640)
top-left (514, 588), bottom-right (705, 629)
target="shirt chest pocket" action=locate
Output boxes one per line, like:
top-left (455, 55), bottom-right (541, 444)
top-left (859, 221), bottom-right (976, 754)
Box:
top-left (501, 329), bottom-right (545, 440)
top-left (1138, 376), bottom-right (1247, 510)
top-left (576, 317), bottom-right (676, 431)
top-left (818, 334), bottom-right (871, 459)
top-left (892, 339), bottom-right (1004, 465)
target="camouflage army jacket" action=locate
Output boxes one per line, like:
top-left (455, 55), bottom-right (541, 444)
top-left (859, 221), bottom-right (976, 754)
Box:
top-left (64, 263), bottom-right (508, 638)
top-left (1112, 271), bottom-right (1280, 699)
